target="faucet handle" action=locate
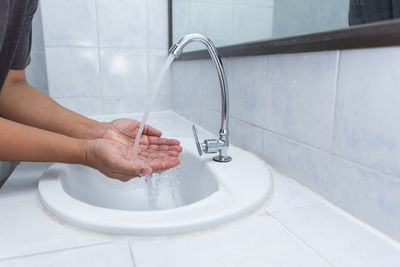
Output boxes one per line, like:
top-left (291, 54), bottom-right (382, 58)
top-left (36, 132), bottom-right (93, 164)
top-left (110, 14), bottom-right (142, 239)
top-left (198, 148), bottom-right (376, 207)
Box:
top-left (192, 124), bottom-right (203, 156)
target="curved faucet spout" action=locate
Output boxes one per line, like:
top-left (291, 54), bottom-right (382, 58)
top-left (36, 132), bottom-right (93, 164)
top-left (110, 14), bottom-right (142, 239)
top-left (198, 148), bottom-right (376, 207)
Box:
top-left (170, 34), bottom-right (231, 162)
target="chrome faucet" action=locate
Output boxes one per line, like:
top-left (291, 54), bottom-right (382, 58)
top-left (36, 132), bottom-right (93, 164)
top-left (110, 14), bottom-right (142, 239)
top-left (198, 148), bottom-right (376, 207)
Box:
top-left (169, 33), bottom-right (232, 162)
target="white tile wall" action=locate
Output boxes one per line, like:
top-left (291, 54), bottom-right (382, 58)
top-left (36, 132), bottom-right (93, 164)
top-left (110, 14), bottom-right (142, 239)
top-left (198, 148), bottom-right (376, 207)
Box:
top-left (46, 47), bottom-right (101, 98)
top-left (172, 0), bottom-right (275, 49)
top-left (327, 156), bottom-right (400, 241)
top-left (40, 0), bottom-right (171, 115)
top-left (262, 130), bottom-right (330, 195)
top-left (41, 0), bottom-right (98, 47)
top-left (230, 117), bottom-right (264, 157)
top-left (148, 0), bottom-right (169, 50)
top-left (332, 47), bottom-right (400, 178)
top-left (265, 51), bottom-right (338, 150)
top-left (172, 60), bottom-right (202, 107)
top-left (54, 97), bottom-right (102, 117)
top-left (100, 48), bottom-right (148, 97)
top-left (148, 49), bottom-right (172, 96)
top-left (266, 168), bottom-right (323, 213)
top-left (26, 2), bottom-right (48, 95)
top-left (171, 46), bottom-right (400, 242)
top-left (101, 96), bottom-right (147, 115)
top-left (97, 0), bottom-right (147, 48)
top-left (201, 59), bottom-right (222, 111)
top-left (227, 56), bottom-right (267, 127)
top-left (200, 108), bottom-right (220, 137)
top-left (26, 51), bottom-right (48, 94)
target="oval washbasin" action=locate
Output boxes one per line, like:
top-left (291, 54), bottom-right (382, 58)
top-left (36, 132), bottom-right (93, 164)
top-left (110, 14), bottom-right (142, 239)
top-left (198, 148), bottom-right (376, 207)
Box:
top-left (60, 150), bottom-right (218, 211)
top-left (38, 113), bottom-right (273, 235)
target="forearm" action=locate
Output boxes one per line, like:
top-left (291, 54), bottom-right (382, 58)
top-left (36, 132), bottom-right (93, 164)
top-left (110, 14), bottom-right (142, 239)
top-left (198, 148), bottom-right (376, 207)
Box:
top-left (0, 116), bottom-right (87, 164)
top-left (0, 77), bottom-right (105, 139)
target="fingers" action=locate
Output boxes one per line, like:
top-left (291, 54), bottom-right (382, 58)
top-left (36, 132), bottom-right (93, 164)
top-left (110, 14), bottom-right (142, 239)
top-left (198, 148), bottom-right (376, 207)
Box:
top-left (131, 159), bottom-right (153, 176)
top-left (147, 157), bottom-right (181, 172)
top-left (103, 156), bottom-right (153, 182)
top-left (105, 157), bottom-right (179, 181)
top-left (148, 136), bottom-right (180, 146)
top-left (106, 172), bottom-right (141, 182)
top-left (140, 150), bottom-right (180, 158)
top-left (148, 144), bottom-right (182, 152)
top-left (104, 156), bottom-right (180, 181)
top-left (143, 125), bottom-right (162, 137)
top-left (147, 148), bottom-right (181, 157)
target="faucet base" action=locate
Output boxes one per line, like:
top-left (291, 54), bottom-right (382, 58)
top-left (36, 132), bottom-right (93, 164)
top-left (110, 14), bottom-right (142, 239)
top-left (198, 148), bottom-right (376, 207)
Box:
top-left (213, 155), bottom-right (232, 163)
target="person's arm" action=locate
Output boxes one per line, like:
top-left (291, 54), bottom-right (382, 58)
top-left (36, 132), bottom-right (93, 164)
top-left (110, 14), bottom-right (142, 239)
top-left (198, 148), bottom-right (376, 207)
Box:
top-left (0, 70), bottom-right (104, 139)
top-left (0, 116), bottom-right (86, 164)
top-left (0, 70), bottom-right (181, 181)
top-left (0, 70), bottom-right (182, 154)
top-left (0, 116), bottom-right (180, 181)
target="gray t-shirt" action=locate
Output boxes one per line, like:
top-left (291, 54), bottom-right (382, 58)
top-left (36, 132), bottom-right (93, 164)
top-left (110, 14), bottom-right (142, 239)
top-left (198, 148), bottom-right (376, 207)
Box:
top-left (349, 0), bottom-right (400, 25)
top-left (0, 0), bottom-right (38, 90)
top-left (0, 0), bottom-right (38, 187)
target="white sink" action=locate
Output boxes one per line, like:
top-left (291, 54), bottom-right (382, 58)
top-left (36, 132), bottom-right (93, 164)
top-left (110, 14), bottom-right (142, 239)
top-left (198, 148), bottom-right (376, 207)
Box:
top-left (38, 112), bottom-right (273, 235)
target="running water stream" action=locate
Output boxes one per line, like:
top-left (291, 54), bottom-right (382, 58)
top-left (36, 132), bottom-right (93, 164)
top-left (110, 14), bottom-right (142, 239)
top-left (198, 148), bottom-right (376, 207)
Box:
top-left (131, 53), bottom-right (177, 210)
top-left (132, 53), bottom-right (175, 154)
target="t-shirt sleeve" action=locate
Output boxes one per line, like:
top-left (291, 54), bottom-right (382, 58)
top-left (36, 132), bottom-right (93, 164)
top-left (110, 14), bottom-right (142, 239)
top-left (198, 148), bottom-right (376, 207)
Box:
top-left (10, 1), bottom-right (38, 70)
top-left (348, 0), bottom-right (363, 26)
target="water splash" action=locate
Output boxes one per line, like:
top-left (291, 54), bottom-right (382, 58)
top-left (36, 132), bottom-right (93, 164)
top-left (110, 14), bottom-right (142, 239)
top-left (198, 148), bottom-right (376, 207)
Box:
top-left (132, 54), bottom-right (175, 154)
top-left (144, 166), bottom-right (181, 210)
top-left (145, 175), bottom-right (156, 210)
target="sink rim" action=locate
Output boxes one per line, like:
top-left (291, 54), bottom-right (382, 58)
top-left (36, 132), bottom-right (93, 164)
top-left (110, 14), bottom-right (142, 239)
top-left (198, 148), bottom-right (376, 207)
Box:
top-left (38, 135), bottom-right (273, 235)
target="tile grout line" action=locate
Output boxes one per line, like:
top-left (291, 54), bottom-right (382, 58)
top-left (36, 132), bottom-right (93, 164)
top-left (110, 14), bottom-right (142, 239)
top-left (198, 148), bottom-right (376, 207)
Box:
top-left (128, 242), bottom-right (137, 267)
top-left (261, 54), bottom-right (269, 164)
top-left (199, 102), bottom-right (400, 181)
top-left (270, 200), bottom-right (400, 250)
top-left (93, 0), bottom-right (104, 114)
top-left (40, 1), bottom-right (54, 99)
top-left (172, 95), bottom-right (400, 185)
top-left (269, 215), bottom-right (334, 267)
top-left (232, 0), bottom-right (236, 43)
top-left (268, 202), bottom-right (325, 215)
top-left (269, 168), bottom-right (328, 200)
top-left (322, 201), bottom-right (400, 249)
top-left (146, 0), bottom-right (151, 103)
top-left (328, 50), bottom-right (341, 153)
top-left (324, 50), bottom-right (341, 197)
top-left (0, 241), bottom-right (113, 262)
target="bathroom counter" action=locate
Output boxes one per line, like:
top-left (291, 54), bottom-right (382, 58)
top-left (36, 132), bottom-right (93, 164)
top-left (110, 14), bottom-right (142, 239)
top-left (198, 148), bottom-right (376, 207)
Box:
top-left (1, 164), bottom-right (400, 267)
top-left (1, 112), bottom-right (400, 267)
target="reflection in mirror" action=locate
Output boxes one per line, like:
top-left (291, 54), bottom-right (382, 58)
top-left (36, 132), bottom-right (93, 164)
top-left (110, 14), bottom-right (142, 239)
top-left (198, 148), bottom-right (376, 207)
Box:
top-left (349, 0), bottom-right (400, 25)
top-left (172, 0), bottom-right (400, 51)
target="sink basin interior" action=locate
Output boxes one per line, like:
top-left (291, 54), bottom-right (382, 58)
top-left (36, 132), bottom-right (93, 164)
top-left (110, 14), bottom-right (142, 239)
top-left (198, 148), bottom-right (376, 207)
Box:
top-left (61, 151), bottom-right (218, 211)
top-left (38, 114), bottom-right (273, 235)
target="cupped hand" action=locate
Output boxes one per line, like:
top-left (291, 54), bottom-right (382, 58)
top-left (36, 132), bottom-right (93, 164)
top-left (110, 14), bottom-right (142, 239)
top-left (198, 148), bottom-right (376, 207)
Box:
top-left (85, 138), bottom-right (181, 182)
top-left (98, 118), bottom-right (182, 155)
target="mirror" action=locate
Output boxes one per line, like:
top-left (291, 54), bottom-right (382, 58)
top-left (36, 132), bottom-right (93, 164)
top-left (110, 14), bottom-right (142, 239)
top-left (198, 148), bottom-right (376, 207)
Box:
top-left (172, 0), bottom-right (400, 51)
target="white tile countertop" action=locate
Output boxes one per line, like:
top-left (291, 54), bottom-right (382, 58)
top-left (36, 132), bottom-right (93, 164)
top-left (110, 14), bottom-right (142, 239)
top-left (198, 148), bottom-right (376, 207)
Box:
top-left (0, 163), bottom-right (399, 267)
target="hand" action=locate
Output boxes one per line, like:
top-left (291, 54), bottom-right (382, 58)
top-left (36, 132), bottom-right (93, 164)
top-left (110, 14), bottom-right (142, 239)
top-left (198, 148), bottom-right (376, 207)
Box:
top-left (84, 138), bottom-right (181, 182)
top-left (98, 118), bottom-right (182, 156)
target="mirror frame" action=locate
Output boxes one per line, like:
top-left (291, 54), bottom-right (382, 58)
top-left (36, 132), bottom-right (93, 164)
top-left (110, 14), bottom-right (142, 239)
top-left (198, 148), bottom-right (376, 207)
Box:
top-left (168, 0), bottom-right (400, 60)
